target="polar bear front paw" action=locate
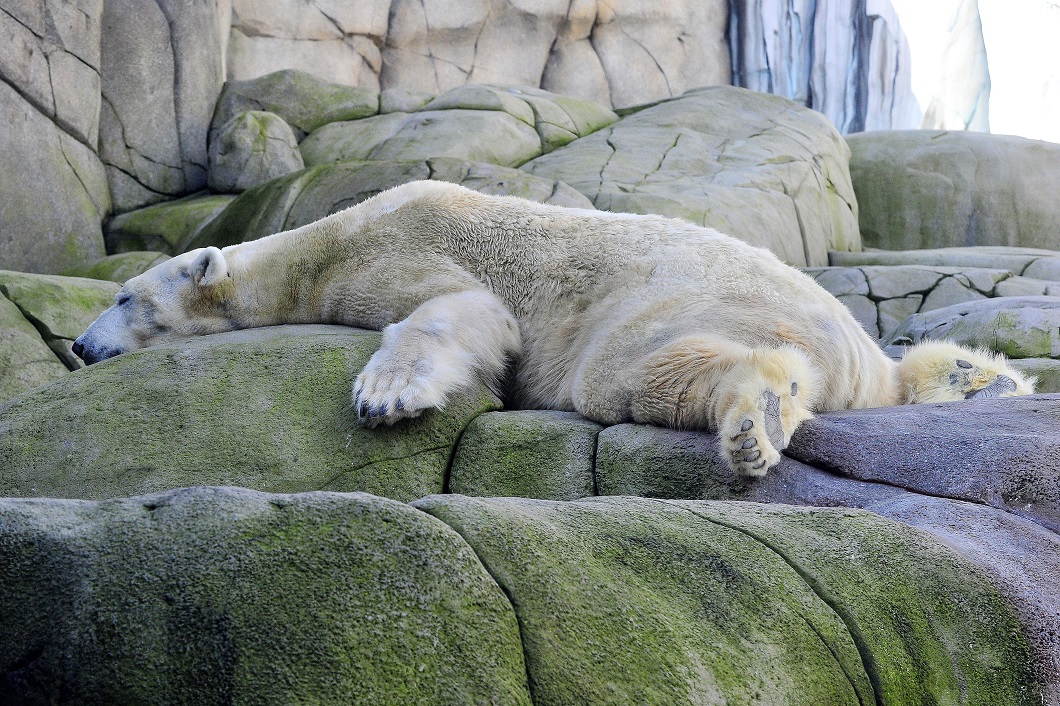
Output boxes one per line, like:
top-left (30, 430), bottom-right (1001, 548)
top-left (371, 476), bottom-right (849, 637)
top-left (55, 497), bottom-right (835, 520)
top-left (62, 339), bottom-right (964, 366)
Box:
top-left (353, 355), bottom-right (446, 427)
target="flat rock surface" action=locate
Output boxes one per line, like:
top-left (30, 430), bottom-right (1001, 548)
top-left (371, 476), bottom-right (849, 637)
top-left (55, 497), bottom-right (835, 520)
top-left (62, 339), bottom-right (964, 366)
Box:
top-left (0, 486), bottom-right (532, 705)
top-left (786, 395), bottom-right (1060, 532)
top-left (0, 326), bottom-right (500, 502)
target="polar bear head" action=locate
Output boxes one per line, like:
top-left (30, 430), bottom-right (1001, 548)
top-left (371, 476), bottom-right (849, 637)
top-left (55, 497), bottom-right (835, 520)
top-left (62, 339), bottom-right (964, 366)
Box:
top-left (73, 247), bottom-right (235, 365)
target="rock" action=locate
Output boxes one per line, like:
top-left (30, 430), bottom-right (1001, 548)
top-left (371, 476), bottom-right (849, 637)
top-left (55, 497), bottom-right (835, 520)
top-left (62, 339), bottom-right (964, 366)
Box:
top-left (0, 80), bottom-right (109, 274)
top-left (786, 395), bottom-right (1060, 532)
top-left (877, 295), bottom-right (922, 338)
top-left (0, 326), bottom-right (500, 502)
top-left (829, 246), bottom-right (1060, 272)
top-left (207, 111), bottom-right (305, 193)
top-left (189, 158), bottom-right (593, 251)
top-left (380, 0), bottom-right (729, 110)
top-left (1011, 358), bottom-right (1060, 394)
top-left (730, 0), bottom-right (919, 133)
top-left (302, 110), bottom-right (542, 169)
top-left (0, 271), bottom-right (119, 371)
top-left (836, 294), bottom-right (879, 337)
top-left (523, 86), bottom-right (860, 267)
top-left (300, 84), bottom-right (618, 169)
top-left (416, 494), bottom-right (1039, 704)
top-left (63, 252), bottom-right (172, 284)
top-left (210, 69), bottom-right (380, 141)
top-left (996, 276), bottom-right (1060, 298)
top-left (848, 131), bottom-right (1060, 251)
top-left (886, 296), bottom-right (1060, 359)
top-left (0, 486), bottom-right (532, 704)
top-left (449, 411), bottom-right (602, 500)
top-left (0, 295), bottom-right (68, 403)
top-left (105, 194), bottom-right (236, 256)
top-left (98, 0), bottom-right (228, 210)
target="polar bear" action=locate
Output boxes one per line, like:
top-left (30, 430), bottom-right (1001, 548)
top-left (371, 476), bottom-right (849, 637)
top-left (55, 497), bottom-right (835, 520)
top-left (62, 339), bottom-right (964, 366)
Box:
top-left (74, 181), bottom-right (1034, 476)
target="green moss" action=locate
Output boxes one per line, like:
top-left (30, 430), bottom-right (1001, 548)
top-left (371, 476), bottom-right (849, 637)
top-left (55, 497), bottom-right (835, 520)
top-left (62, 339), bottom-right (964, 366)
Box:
top-left (106, 194), bottom-right (238, 255)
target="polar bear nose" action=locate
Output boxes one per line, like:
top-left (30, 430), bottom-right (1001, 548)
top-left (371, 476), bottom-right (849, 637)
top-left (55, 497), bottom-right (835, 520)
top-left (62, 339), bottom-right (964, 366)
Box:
top-left (72, 340), bottom-right (85, 359)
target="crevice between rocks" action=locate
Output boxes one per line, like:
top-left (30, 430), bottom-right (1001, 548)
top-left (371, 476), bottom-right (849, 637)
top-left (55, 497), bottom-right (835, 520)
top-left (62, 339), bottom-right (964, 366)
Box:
top-left (0, 287), bottom-right (75, 371)
top-left (658, 498), bottom-right (882, 706)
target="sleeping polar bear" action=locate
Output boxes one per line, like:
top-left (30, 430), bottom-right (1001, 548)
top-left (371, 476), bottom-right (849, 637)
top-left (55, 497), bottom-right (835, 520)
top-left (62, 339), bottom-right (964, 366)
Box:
top-left (74, 181), bottom-right (1034, 476)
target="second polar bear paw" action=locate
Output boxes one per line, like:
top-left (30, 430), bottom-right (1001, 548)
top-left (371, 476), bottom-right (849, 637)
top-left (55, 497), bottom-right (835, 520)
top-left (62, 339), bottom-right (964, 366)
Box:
top-left (723, 388), bottom-right (791, 476)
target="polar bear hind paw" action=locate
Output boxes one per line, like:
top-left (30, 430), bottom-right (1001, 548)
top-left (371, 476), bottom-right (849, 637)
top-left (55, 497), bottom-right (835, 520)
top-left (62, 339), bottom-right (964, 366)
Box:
top-left (897, 341), bottom-right (1035, 404)
top-left (723, 389), bottom-right (790, 476)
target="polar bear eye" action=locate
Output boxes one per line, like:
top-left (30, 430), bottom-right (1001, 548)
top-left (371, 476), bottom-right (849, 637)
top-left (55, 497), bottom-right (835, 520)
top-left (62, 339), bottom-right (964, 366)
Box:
top-left (116, 293), bottom-right (131, 307)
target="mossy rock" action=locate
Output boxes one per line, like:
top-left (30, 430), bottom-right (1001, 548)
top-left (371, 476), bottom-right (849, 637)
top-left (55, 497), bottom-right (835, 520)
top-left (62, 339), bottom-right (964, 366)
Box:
top-left (105, 193), bottom-right (236, 255)
top-left (449, 410), bottom-right (602, 500)
top-left (0, 487), bottom-right (532, 705)
top-left (207, 111), bottom-right (305, 193)
top-left (886, 296), bottom-right (1060, 358)
top-left (210, 69), bottom-right (379, 140)
top-left (0, 294), bottom-right (68, 403)
top-left (1011, 357), bottom-right (1060, 393)
top-left (0, 325), bottom-right (501, 501)
top-left (0, 270), bottom-right (119, 370)
top-left (414, 495), bottom-right (1038, 705)
top-left (63, 251), bottom-right (171, 283)
top-left (189, 158), bottom-right (592, 251)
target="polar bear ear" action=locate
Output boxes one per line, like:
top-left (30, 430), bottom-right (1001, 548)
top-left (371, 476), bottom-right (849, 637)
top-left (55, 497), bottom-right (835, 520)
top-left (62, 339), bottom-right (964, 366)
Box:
top-left (190, 247), bottom-right (229, 288)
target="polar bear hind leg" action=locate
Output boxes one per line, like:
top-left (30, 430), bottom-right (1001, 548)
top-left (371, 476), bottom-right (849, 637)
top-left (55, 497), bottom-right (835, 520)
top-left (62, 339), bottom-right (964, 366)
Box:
top-left (896, 340), bottom-right (1035, 404)
top-left (354, 290), bottom-right (521, 426)
top-left (631, 336), bottom-right (817, 476)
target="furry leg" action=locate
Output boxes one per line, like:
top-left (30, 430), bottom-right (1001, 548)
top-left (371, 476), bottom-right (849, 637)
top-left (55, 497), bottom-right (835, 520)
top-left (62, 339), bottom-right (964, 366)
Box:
top-left (631, 336), bottom-right (817, 477)
top-left (896, 341), bottom-right (1035, 404)
top-left (354, 290), bottom-right (521, 426)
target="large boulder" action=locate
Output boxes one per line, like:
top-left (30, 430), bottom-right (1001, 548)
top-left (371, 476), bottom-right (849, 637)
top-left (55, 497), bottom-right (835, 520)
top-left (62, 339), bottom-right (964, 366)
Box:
top-left (299, 84), bottom-right (619, 168)
top-left (64, 252), bottom-right (172, 284)
top-left (416, 494), bottom-right (1040, 705)
top-left (523, 86), bottom-right (861, 266)
top-left (0, 487), bottom-right (532, 704)
top-left (207, 111), bottom-right (305, 193)
top-left (188, 158), bottom-right (593, 251)
top-left (848, 131), bottom-right (1060, 251)
top-left (0, 326), bottom-right (500, 502)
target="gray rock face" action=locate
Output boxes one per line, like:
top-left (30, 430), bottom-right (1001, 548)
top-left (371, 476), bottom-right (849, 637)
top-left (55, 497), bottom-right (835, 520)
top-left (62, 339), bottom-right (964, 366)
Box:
top-left (105, 194), bottom-right (236, 256)
top-left (886, 296), bottom-right (1060, 359)
top-left (0, 486), bottom-right (532, 704)
top-left (207, 111), bottom-right (305, 193)
top-left (524, 86), bottom-right (860, 266)
top-left (98, 0), bottom-right (229, 211)
top-left (848, 131), bottom-right (1060, 252)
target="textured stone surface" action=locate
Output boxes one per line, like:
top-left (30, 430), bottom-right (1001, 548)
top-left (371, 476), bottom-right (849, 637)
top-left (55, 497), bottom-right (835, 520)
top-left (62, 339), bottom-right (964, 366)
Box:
top-left (786, 395), bottom-right (1060, 532)
top-left (0, 294), bottom-right (68, 403)
top-left (523, 86), bottom-right (860, 266)
top-left (886, 297), bottom-right (1060, 359)
top-left (806, 264), bottom-right (1021, 339)
top-left (0, 80), bottom-right (109, 274)
top-left (98, 0), bottom-right (228, 210)
top-left (0, 487), bottom-right (532, 705)
top-left (0, 326), bottom-right (500, 502)
top-left (849, 131), bottom-right (1060, 252)
top-left (207, 110), bottom-right (305, 193)
top-left (830, 246), bottom-right (1060, 273)
top-left (417, 494), bottom-right (1039, 705)
top-left (105, 194), bottom-right (236, 255)
top-left (0, 270), bottom-right (118, 371)
top-left (449, 410), bottom-right (602, 500)
top-left (210, 69), bottom-right (380, 140)
top-left (1011, 358), bottom-right (1060, 394)
top-left (64, 252), bottom-right (172, 283)
top-left (189, 158), bottom-right (593, 251)
top-left (299, 84), bottom-right (618, 168)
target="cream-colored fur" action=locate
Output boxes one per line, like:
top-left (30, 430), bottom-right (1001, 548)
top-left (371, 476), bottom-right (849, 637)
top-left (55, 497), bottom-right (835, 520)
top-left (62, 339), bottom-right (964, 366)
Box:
top-left (74, 181), bottom-right (1035, 476)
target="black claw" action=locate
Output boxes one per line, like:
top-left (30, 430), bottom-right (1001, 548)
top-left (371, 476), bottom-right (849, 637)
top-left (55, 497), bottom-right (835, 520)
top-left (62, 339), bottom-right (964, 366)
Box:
top-left (956, 359), bottom-right (973, 369)
top-left (741, 419), bottom-right (753, 432)
top-left (395, 398), bottom-right (405, 411)
top-left (741, 438), bottom-right (756, 450)
top-left (377, 403), bottom-right (388, 417)
top-left (359, 401), bottom-right (370, 417)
